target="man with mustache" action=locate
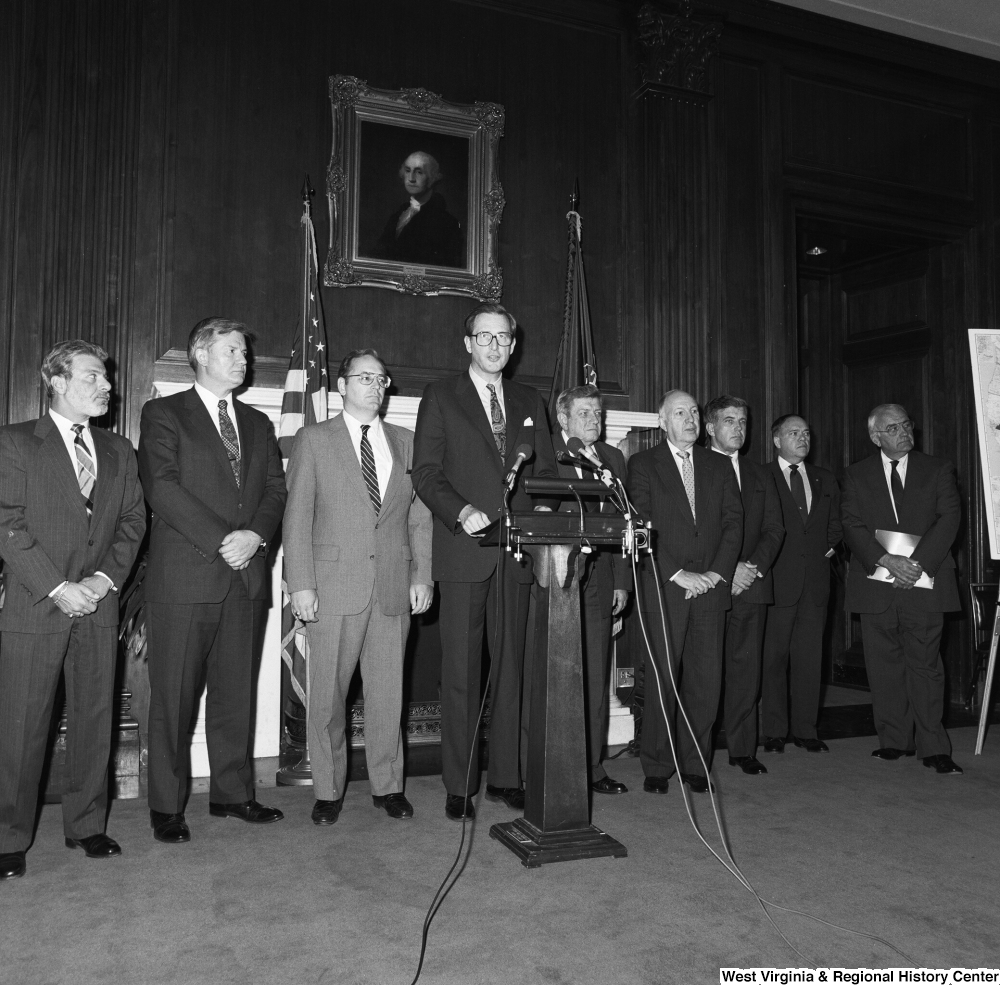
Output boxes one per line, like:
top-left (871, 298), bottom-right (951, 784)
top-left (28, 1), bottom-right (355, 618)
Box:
top-left (0, 341), bottom-right (145, 879)
top-left (760, 414), bottom-right (842, 755)
top-left (625, 390), bottom-right (743, 796)
top-left (841, 404), bottom-right (962, 775)
top-left (138, 318), bottom-right (287, 844)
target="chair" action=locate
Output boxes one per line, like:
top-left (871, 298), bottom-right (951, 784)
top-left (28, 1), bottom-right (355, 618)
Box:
top-left (966, 583), bottom-right (999, 712)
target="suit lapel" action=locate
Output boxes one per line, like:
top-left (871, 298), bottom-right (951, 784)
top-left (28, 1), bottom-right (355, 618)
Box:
top-left (456, 372), bottom-right (505, 464)
top-left (380, 422), bottom-right (404, 515)
top-left (330, 413), bottom-right (375, 514)
top-left (803, 467), bottom-right (823, 529)
top-left (654, 443), bottom-right (694, 526)
top-left (184, 387), bottom-right (239, 487)
top-left (36, 415), bottom-right (90, 523)
top-left (233, 397), bottom-right (255, 489)
top-left (88, 427), bottom-right (119, 527)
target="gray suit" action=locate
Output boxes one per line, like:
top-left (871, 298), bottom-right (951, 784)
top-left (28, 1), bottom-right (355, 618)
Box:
top-left (283, 414), bottom-right (432, 800)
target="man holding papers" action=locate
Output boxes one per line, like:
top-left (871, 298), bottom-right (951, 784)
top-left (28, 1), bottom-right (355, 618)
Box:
top-left (842, 403), bottom-right (963, 774)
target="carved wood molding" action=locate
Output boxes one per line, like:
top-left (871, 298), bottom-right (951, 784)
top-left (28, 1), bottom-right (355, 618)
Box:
top-left (636, 1), bottom-right (723, 95)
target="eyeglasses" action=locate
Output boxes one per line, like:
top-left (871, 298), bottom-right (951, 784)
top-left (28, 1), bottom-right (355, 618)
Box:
top-left (469, 331), bottom-right (512, 347)
top-left (874, 419), bottom-right (915, 436)
top-left (343, 373), bottom-right (390, 389)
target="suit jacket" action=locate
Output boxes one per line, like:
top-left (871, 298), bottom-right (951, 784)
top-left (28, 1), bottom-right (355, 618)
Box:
top-left (0, 414), bottom-right (146, 633)
top-left (769, 460), bottom-right (842, 607)
top-left (552, 431), bottom-right (632, 595)
top-left (373, 192), bottom-right (464, 268)
top-left (626, 442), bottom-right (743, 613)
top-left (842, 450), bottom-right (960, 614)
top-left (138, 387), bottom-right (287, 604)
top-left (411, 371), bottom-right (558, 584)
top-left (723, 454), bottom-right (784, 605)
top-left (283, 414), bottom-right (432, 617)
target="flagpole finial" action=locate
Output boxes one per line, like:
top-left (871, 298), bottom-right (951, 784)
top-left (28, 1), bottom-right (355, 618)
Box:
top-left (301, 175), bottom-right (315, 217)
top-left (570, 179), bottom-right (580, 213)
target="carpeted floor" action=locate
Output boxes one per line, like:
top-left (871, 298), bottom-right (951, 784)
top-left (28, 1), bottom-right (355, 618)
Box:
top-left (3, 727), bottom-right (999, 985)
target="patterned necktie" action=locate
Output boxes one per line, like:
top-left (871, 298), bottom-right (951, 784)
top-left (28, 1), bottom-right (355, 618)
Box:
top-left (486, 383), bottom-right (506, 458)
top-left (360, 424), bottom-right (381, 515)
top-left (890, 460), bottom-right (904, 519)
top-left (71, 424), bottom-right (95, 518)
top-left (678, 451), bottom-right (696, 523)
top-left (218, 399), bottom-right (240, 482)
top-left (788, 463), bottom-right (808, 524)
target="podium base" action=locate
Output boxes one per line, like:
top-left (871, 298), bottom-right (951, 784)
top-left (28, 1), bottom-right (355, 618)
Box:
top-left (489, 818), bottom-right (627, 867)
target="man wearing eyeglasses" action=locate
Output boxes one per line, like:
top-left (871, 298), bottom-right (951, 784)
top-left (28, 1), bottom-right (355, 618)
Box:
top-left (284, 349), bottom-right (433, 824)
top-left (842, 403), bottom-right (963, 775)
top-left (412, 302), bottom-right (558, 822)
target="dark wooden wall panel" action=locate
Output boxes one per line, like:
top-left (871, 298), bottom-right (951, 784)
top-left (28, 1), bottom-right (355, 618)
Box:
top-left (784, 74), bottom-right (971, 198)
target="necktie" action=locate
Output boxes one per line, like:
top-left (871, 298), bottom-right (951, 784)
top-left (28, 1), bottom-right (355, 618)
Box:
top-left (360, 424), bottom-right (381, 515)
top-left (678, 451), bottom-right (696, 523)
top-left (218, 400), bottom-right (240, 482)
top-left (486, 383), bottom-right (506, 458)
top-left (788, 464), bottom-right (808, 524)
top-left (890, 460), bottom-right (904, 518)
top-left (71, 424), bottom-right (95, 518)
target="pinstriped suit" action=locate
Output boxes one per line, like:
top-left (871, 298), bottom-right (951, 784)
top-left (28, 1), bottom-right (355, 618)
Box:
top-left (0, 414), bottom-right (145, 852)
top-left (283, 414), bottom-right (432, 801)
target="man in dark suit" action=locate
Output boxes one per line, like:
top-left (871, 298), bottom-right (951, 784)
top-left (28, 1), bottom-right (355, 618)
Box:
top-left (0, 340), bottom-right (145, 879)
top-left (412, 302), bottom-right (557, 821)
top-left (626, 390), bottom-right (743, 795)
top-left (761, 414), bottom-right (842, 754)
top-left (138, 318), bottom-right (287, 844)
top-left (284, 349), bottom-right (433, 825)
top-left (842, 403), bottom-right (962, 774)
top-left (552, 384), bottom-right (631, 795)
top-left (704, 396), bottom-right (784, 776)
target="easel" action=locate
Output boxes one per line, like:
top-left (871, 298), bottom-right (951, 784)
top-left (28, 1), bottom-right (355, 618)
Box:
top-left (974, 583), bottom-right (1000, 754)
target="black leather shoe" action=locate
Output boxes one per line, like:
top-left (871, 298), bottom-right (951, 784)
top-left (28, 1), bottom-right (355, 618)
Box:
top-left (485, 785), bottom-right (524, 810)
top-left (0, 851), bottom-right (26, 879)
top-left (65, 834), bottom-right (121, 858)
top-left (729, 755), bottom-right (768, 775)
top-left (311, 799), bottom-right (344, 825)
top-left (792, 737), bottom-right (829, 753)
top-left (643, 775), bottom-right (669, 794)
top-left (923, 754), bottom-right (963, 775)
top-left (445, 795), bottom-right (475, 821)
top-left (591, 776), bottom-right (628, 795)
top-left (681, 773), bottom-right (713, 793)
top-left (150, 810), bottom-right (191, 844)
top-left (762, 736), bottom-right (786, 753)
top-left (872, 747), bottom-right (915, 761)
top-left (373, 793), bottom-right (414, 819)
top-left (209, 799), bottom-right (284, 823)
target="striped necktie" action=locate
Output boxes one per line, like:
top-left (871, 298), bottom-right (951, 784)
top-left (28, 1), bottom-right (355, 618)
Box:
top-left (71, 424), bottom-right (96, 518)
top-left (360, 424), bottom-right (381, 515)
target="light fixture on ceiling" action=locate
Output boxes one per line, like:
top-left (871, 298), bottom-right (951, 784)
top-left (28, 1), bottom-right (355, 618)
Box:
top-left (805, 246), bottom-right (827, 256)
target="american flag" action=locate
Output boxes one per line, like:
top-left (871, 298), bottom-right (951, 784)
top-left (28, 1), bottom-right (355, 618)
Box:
top-left (278, 204), bottom-right (329, 705)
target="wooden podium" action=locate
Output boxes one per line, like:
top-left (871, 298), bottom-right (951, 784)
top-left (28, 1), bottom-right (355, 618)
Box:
top-left (484, 500), bottom-right (630, 867)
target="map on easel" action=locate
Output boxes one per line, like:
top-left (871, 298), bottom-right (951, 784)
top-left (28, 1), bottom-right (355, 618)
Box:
top-left (967, 328), bottom-right (1000, 561)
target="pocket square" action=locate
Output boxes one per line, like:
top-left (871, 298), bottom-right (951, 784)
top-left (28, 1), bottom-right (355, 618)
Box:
top-left (524, 417), bottom-right (533, 426)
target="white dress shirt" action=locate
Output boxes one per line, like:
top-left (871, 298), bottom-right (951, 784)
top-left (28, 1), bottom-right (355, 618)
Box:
top-left (711, 445), bottom-right (741, 490)
top-left (881, 451), bottom-right (908, 523)
top-left (342, 410), bottom-right (392, 500)
top-left (194, 382), bottom-right (240, 455)
top-left (777, 455), bottom-right (812, 512)
top-left (469, 367), bottom-right (506, 423)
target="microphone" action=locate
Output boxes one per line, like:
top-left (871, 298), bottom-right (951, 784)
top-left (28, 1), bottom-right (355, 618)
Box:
top-left (504, 443), bottom-right (533, 490)
top-left (563, 439), bottom-right (615, 490)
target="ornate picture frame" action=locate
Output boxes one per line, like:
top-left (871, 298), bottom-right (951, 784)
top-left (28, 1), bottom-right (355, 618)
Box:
top-left (324, 75), bottom-right (505, 300)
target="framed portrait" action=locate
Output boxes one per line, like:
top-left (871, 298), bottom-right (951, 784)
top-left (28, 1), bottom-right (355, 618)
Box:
top-left (323, 75), bottom-right (505, 300)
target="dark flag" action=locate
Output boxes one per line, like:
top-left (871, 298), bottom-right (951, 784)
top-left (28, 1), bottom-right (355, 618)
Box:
top-left (548, 206), bottom-right (598, 416)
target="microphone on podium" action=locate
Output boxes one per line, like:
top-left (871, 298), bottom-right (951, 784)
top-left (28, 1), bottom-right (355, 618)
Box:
top-left (504, 443), bottom-right (533, 490)
top-left (564, 438), bottom-right (615, 490)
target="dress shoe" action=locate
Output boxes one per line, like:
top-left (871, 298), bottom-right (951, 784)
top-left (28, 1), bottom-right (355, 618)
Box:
top-left (871, 747), bottom-right (915, 761)
top-left (485, 785), bottom-right (524, 810)
top-left (209, 799), bottom-right (284, 823)
top-left (311, 799), bottom-right (344, 825)
top-left (591, 776), bottom-right (628, 795)
top-left (445, 794), bottom-right (475, 821)
top-left (643, 775), bottom-right (669, 794)
top-left (0, 851), bottom-right (26, 880)
top-left (680, 773), bottom-right (713, 794)
top-left (150, 810), bottom-right (191, 844)
top-left (762, 736), bottom-right (786, 753)
top-left (923, 754), bottom-right (963, 775)
top-left (729, 755), bottom-right (767, 775)
top-left (372, 792), bottom-right (414, 819)
top-left (792, 736), bottom-right (829, 753)
top-left (65, 834), bottom-right (121, 858)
